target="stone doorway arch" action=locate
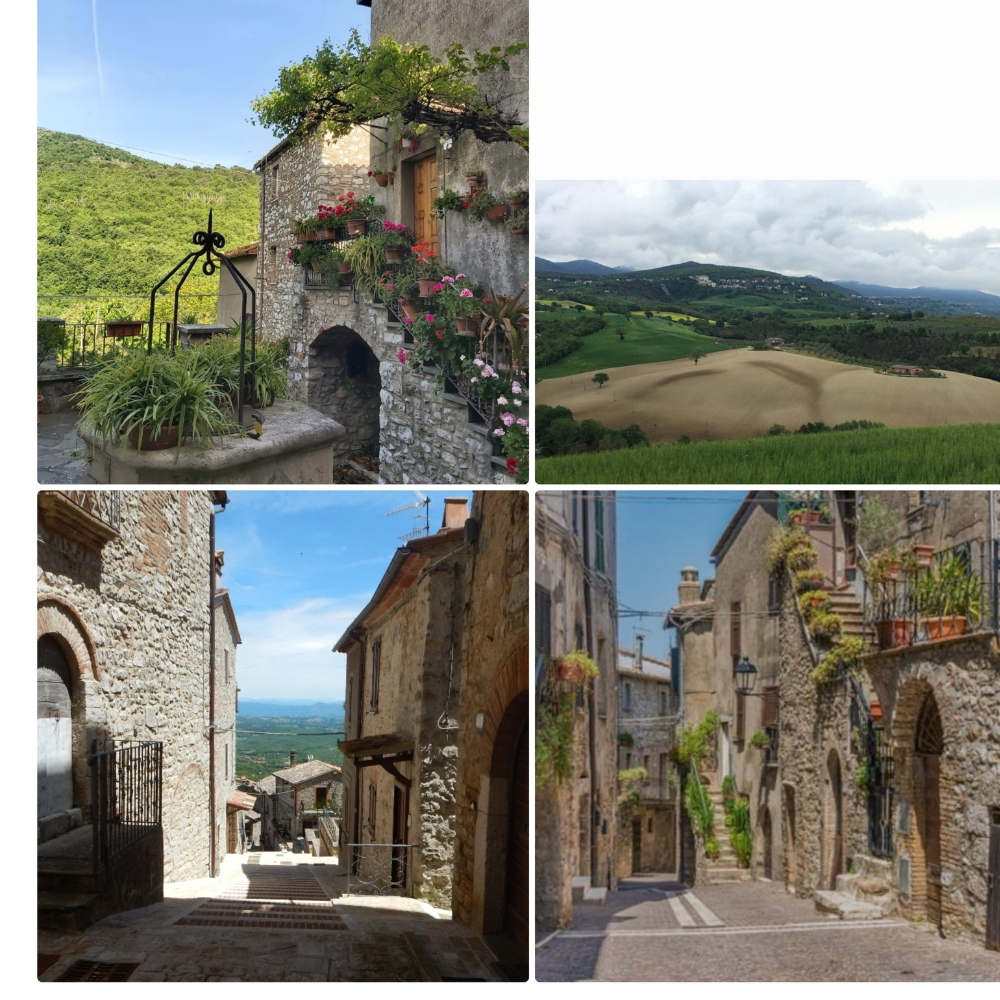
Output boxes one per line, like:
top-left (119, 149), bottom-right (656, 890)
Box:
top-left (823, 749), bottom-right (845, 890)
top-left (914, 691), bottom-right (943, 927)
top-left (308, 326), bottom-right (381, 462)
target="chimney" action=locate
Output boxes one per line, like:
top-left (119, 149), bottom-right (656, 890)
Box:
top-left (442, 496), bottom-right (470, 529)
top-left (635, 634), bottom-right (644, 671)
top-left (289, 750), bottom-right (297, 768)
top-left (679, 566), bottom-right (700, 604)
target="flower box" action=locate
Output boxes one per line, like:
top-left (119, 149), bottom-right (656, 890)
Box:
top-left (105, 321), bottom-right (144, 339)
top-left (922, 615), bottom-right (967, 640)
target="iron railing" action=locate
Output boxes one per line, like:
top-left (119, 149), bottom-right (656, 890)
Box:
top-left (53, 490), bottom-right (123, 533)
top-left (346, 843), bottom-right (415, 896)
top-left (90, 739), bottom-right (163, 872)
top-left (47, 322), bottom-right (173, 370)
top-left (860, 539), bottom-right (994, 649)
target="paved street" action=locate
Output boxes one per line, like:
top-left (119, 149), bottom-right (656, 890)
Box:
top-left (39, 851), bottom-right (508, 982)
top-left (38, 410), bottom-right (88, 484)
top-left (535, 875), bottom-right (1000, 981)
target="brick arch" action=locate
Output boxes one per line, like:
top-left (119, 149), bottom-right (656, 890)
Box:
top-left (481, 639), bottom-right (529, 778)
top-left (37, 595), bottom-right (100, 681)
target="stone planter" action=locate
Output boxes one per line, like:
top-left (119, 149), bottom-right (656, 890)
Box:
top-left (874, 618), bottom-right (912, 650)
top-left (105, 321), bottom-right (144, 338)
top-left (922, 615), bottom-right (967, 640)
top-left (417, 278), bottom-right (439, 297)
top-left (128, 425), bottom-right (180, 451)
top-left (346, 219), bottom-right (367, 236)
top-left (486, 203), bottom-right (509, 222)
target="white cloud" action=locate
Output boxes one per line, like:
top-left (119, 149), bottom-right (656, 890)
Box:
top-left (536, 180), bottom-right (1000, 294)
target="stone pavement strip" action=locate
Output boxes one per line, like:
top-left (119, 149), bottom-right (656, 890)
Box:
top-left (536, 877), bottom-right (1000, 981)
top-left (39, 851), bottom-right (504, 982)
top-left (38, 410), bottom-right (88, 484)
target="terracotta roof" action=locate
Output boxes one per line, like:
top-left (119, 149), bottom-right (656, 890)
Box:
top-left (227, 790), bottom-right (257, 811)
top-left (259, 776), bottom-right (276, 794)
top-left (272, 759), bottom-right (341, 785)
top-left (224, 241), bottom-right (258, 258)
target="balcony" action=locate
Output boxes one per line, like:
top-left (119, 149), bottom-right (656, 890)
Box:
top-left (38, 491), bottom-right (121, 550)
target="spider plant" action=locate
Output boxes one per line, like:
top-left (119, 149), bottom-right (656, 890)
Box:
top-left (343, 235), bottom-right (388, 295)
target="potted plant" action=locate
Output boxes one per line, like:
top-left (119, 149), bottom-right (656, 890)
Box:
top-left (793, 567), bottom-right (826, 593)
top-left (292, 215), bottom-right (321, 243)
top-left (916, 552), bottom-right (982, 639)
top-left (867, 549), bottom-right (910, 648)
top-left (414, 258), bottom-right (443, 298)
top-left (911, 542), bottom-right (936, 569)
top-left (465, 169), bottom-right (485, 186)
top-left (467, 187), bottom-right (501, 221)
top-left (618, 731), bottom-right (634, 749)
top-left (507, 207), bottom-right (528, 236)
top-left (748, 729), bottom-right (770, 750)
top-left (704, 836), bottom-right (721, 861)
top-left (313, 205), bottom-right (341, 240)
top-left (382, 268), bottom-right (418, 317)
top-left (343, 235), bottom-right (388, 294)
top-left (553, 650), bottom-right (599, 684)
top-left (507, 186), bottom-right (527, 210)
top-left (381, 221), bottom-right (414, 263)
top-left (433, 189), bottom-right (465, 219)
top-left (808, 610), bottom-right (842, 640)
top-left (368, 168), bottom-right (393, 188)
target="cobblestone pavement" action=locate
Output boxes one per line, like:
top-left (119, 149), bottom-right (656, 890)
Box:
top-left (38, 411), bottom-right (88, 484)
top-left (536, 876), bottom-right (1000, 981)
top-left (39, 851), bottom-right (505, 982)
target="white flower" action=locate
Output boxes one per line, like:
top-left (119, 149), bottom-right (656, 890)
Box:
top-left (497, 396), bottom-right (508, 405)
top-left (512, 399), bottom-right (522, 407)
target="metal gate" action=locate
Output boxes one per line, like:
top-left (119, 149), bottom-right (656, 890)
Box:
top-left (986, 807), bottom-right (1000, 951)
top-left (867, 724), bottom-right (894, 859)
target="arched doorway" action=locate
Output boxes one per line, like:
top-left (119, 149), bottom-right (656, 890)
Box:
top-left (504, 718), bottom-right (529, 949)
top-left (914, 691), bottom-right (943, 928)
top-left (824, 750), bottom-right (844, 890)
top-left (38, 635), bottom-right (74, 819)
top-left (308, 327), bottom-right (381, 461)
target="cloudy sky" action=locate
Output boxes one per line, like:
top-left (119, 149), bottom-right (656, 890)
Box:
top-left (215, 490), bottom-right (471, 702)
top-left (536, 181), bottom-right (1000, 294)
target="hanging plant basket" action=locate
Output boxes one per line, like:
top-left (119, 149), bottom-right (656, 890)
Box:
top-left (417, 278), bottom-right (439, 297)
top-left (486, 203), bottom-right (509, 222)
top-left (554, 651), bottom-right (598, 685)
top-left (105, 321), bottom-right (144, 338)
top-left (375, 172), bottom-right (391, 187)
top-left (347, 219), bottom-right (367, 236)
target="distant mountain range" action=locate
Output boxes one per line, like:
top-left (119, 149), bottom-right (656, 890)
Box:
top-left (536, 257), bottom-right (634, 275)
top-left (834, 281), bottom-right (1000, 316)
top-left (238, 699), bottom-right (343, 718)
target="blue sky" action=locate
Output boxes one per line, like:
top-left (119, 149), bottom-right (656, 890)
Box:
top-left (215, 489), bottom-right (472, 702)
top-left (616, 491), bottom-right (744, 662)
top-left (37, 0), bottom-right (371, 168)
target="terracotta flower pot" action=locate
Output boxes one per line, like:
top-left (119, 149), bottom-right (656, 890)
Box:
top-left (875, 618), bottom-right (912, 650)
top-left (417, 278), bottom-right (439, 297)
top-left (336, 261), bottom-right (352, 274)
top-left (311, 261), bottom-right (323, 274)
top-left (375, 173), bottom-right (390, 187)
top-left (105, 321), bottom-right (144, 338)
top-left (385, 245), bottom-right (406, 264)
top-left (913, 543), bottom-right (935, 568)
top-left (128, 425), bottom-right (180, 451)
top-left (398, 299), bottom-right (418, 320)
top-left (296, 233), bottom-right (307, 244)
top-left (555, 659), bottom-right (585, 684)
top-left (485, 203), bottom-right (509, 222)
top-left (347, 218), bottom-right (367, 236)
top-left (923, 615), bottom-right (967, 640)
top-left (314, 227), bottom-right (336, 241)
top-left (509, 196), bottom-right (526, 210)
top-left (455, 316), bottom-right (478, 335)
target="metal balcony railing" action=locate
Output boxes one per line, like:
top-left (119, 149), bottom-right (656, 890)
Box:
top-left (54, 491), bottom-right (123, 534)
top-left (346, 843), bottom-right (415, 896)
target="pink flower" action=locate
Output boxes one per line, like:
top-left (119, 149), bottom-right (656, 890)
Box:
top-left (459, 288), bottom-right (473, 298)
top-left (482, 365), bottom-right (496, 378)
top-left (497, 396), bottom-right (508, 405)
top-left (516, 418), bottom-right (527, 427)
top-left (286, 250), bottom-right (293, 260)
top-left (456, 273), bottom-right (466, 279)
top-left (397, 348), bottom-right (406, 363)
top-left (425, 314), bottom-right (435, 322)
top-left (473, 358), bottom-right (485, 367)
top-left (471, 376), bottom-right (478, 383)
top-left (433, 283), bottom-right (443, 292)
top-left (512, 399), bottom-right (522, 407)
top-left (511, 381), bottom-right (522, 394)
top-left (501, 412), bottom-right (514, 426)
top-left (441, 276), bottom-right (456, 284)
top-left (386, 284), bottom-right (393, 290)
top-left (403, 317), bottom-right (413, 324)
top-left (493, 428), bottom-right (505, 437)
top-left (436, 331), bottom-right (444, 339)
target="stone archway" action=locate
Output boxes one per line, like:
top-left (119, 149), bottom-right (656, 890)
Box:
top-left (308, 326), bottom-right (381, 461)
top-left (823, 749), bottom-right (845, 890)
top-left (38, 635), bottom-right (74, 820)
top-left (913, 691), bottom-right (944, 927)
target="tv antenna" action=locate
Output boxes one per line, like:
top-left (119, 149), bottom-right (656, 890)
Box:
top-left (386, 491), bottom-right (431, 542)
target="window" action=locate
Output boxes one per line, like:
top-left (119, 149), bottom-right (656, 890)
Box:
top-left (369, 637), bottom-right (381, 713)
top-left (315, 787), bottom-right (327, 808)
top-left (270, 164), bottom-right (279, 198)
top-left (768, 575), bottom-right (781, 615)
top-left (623, 682), bottom-right (632, 713)
top-left (762, 686), bottom-right (780, 728)
top-left (659, 688), bottom-right (669, 716)
top-left (730, 601), bottom-right (742, 666)
top-left (536, 586), bottom-right (552, 655)
top-left (367, 782), bottom-right (377, 836)
top-left (643, 755), bottom-right (650, 775)
top-left (594, 497), bottom-right (606, 573)
top-left (625, 752), bottom-right (632, 769)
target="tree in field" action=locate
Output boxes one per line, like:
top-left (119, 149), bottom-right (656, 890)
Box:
top-left (644, 310), bottom-right (653, 319)
top-left (574, 304), bottom-right (585, 312)
top-left (691, 348), bottom-right (706, 366)
top-left (618, 328), bottom-right (626, 340)
top-left (592, 372), bottom-right (609, 389)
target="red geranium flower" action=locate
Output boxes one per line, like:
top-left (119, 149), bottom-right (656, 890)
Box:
top-left (337, 194), bottom-right (345, 202)
top-left (505, 457), bottom-right (518, 475)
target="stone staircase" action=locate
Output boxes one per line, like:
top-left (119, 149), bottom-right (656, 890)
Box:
top-left (38, 824), bottom-right (102, 931)
top-left (814, 855), bottom-right (894, 920)
top-left (827, 587), bottom-right (866, 642)
top-left (571, 875), bottom-right (607, 904)
top-left (701, 786), bottom-right (751, 884)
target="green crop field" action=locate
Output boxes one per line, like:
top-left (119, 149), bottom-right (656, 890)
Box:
top-left (235, 715), bottom-right (344, 782)
top-left (535, 423), bottom-right (1000, 485)
top-left (535, 313), bottom-right (736, 381)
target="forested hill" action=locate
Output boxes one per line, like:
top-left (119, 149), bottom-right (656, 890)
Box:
top-left (37, 128), bottom-right (259, 302)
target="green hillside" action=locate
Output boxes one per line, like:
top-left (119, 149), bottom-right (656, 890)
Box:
top-left (536, 422), bottom-right (1000, 485)
top-left (235, 715), bottom-right (344, 782)
top-left (37, 128), bottom-right (259, 319)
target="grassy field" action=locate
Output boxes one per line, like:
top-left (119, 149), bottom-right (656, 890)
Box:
top-left (535, 348), bottom-right (1000, 440)
top-left (235, 715), bottom-right (344, 782)
top-left (536, 423), bottom-right (1000, 484)
top-left (535, 313), bottom-right (736, 381)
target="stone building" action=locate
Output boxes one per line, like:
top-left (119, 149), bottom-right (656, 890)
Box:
top-left (37, 490), bottom-right (239, 928)
top-left (251, 0), bottom-right (528, 485)
top-left (216, 241), bottom-right (258, 328)
top-left (450, 491), bottom-right (529, 970)
top-left (535, 491), bottom-right (619, 929)
top-left (616, 643), bottom-right (679, 878)
top-left (336, 498), bottom-right (472, 908)
top-left (269, 755), bottom-right (342, 841)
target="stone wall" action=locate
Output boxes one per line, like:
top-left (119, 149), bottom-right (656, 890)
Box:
top-left (451, 492), bottom-right (529, 938)
top-left (865, 633), bottom-right (1000, 946)
top-left (37, 492), bottom-right (237, 883)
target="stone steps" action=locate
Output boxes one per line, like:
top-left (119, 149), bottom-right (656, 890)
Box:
top-left (813, 890), bottom-right (888, 921)
top-left (814, 855), bottom-right (893, 920)
top-left (37, 890), bottom-right (101, 931)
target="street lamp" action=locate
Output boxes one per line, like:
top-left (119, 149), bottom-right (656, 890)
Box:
top-left (733, 656), bottom-right (758, 696)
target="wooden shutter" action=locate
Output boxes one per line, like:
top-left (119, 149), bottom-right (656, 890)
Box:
top-left (536, 585), bottom-right (552, 655)
top-left (762, 686), bottom-right (780, 727)
top-left (412, 154), bottom-right (439, 257)
top-left (730, 601), bottom-right (742, 659)
top-left (736, 692), bottom-right (746, 743)
top-left (369, 637), bottom-right (381, 713)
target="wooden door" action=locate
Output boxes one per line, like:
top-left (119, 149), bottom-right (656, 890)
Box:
top-left (925, 756), bottom-right (942, 927)
top-left (987, 808), bottom-right (1000, 952)
top-left (631, 817), bottom-right (642, 872)
top-left (503, 723), bottom-right (529, 949)
top-left (391, 784), bottom-right (408, 888)
top-left (412, 154), bottom-right (439, 257)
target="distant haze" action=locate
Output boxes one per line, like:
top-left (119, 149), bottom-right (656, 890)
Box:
top-left (535, 180), bottom-right (1000, 296)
